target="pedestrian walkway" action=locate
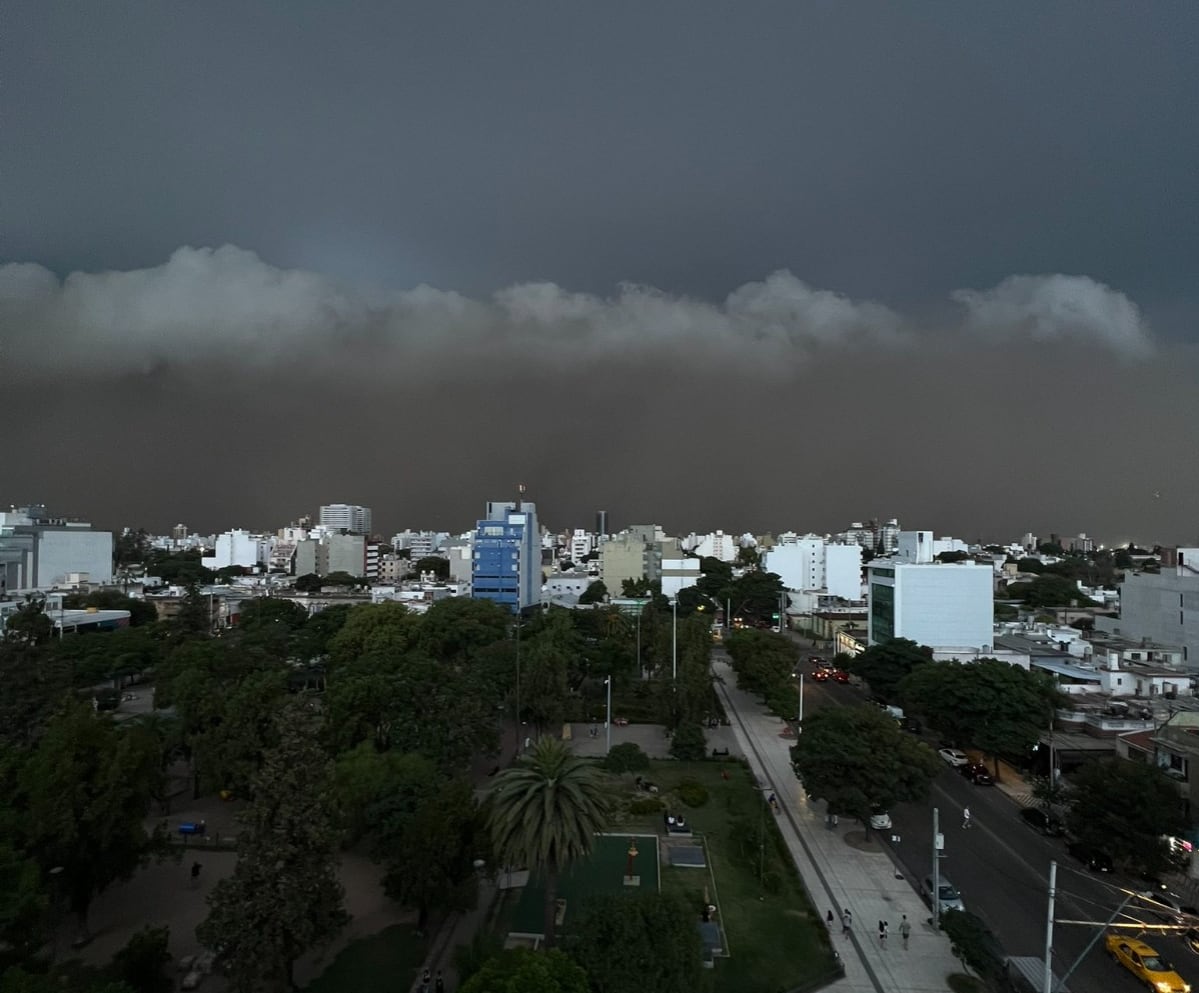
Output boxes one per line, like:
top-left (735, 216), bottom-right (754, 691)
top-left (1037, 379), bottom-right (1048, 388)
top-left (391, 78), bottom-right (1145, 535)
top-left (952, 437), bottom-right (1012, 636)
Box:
top-left (712, 657), bottom-right (963, 993)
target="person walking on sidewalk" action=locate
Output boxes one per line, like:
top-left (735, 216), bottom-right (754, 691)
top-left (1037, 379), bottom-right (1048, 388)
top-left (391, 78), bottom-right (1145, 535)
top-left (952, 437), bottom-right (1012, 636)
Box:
top-left (434, 970), bottom-right (445, 993)
top-left (962, 806), bottom-right (972, 829)
top-left (878, 920), bottom-right (888, 946)
top-left (899, 915), bottom-right (911, 950)
top-left (419, 968), bottom-right (431, 993)
top-left (826, 909), bottom-right (835, 931)
top-left (841, 909), bottom-right (852, 938)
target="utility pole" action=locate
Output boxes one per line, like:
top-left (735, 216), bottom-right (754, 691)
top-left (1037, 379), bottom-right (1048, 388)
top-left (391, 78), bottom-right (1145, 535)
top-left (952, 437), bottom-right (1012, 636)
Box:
top-left (515, 613), bottom-right (523, 755)
top-left (671, 599), bottom-right (678, 681)
top-left (932, 807), bottom-right (943, 929)
top-left (1043, 860), bottom-right (1057, 993)
top-left (605, 675), bottom-right (612, 754)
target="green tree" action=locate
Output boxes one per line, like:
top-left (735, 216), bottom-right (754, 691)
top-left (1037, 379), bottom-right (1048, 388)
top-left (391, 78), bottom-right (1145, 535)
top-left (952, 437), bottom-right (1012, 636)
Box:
top-left (1065, 759), bottom-right (1189, 876)
top-left (790, 706), bottom-right (941, 826)
top-left (326, 602), bottom-right (420, 669)
top-left (567, 890), bottom-right (702, 993)
top-left (20, 702), bottom-right (165, 939)
top-left (171, 583), bottom-right (212, 640)
top-left (0, 843), bottom-right (46, 971)
top-left (577, 581), bottom-right (608, 605)
top-left (198, 704), bottom-right (347, 992)
top-left (847, 638), bottom-right (932, 702)
top-left (0, 635), bottom-right (71, 747)
top-left (724, 570), bottom-right (784, 626)
top-left (694, 557), bottom-right (733, 603)
top-left (1006, 575), bottom-right (1095, 609)
top-left (487, 738), bottom-right (612, 948)
top-left (114, 528), bottom-right (151, 567)
top-left (899, 660), bottom-right (1057, 768)
top-left (106, 925), bottom-right (172, 993)
top-left (459, 948), bottom-right (588, 993)
top-left (603, 742), bottom-right (650, 774)
top-left (518, 612), bottom-right (578, 733)
top-left (418, 597), bottom-right (509, 664)
top-left (412, 556), bottom-right (450, 581)
top-left (2, 598), bottom-right (53, 647)
top-left (668, 722), bottom-right (707, 761)
top-left (293, 573), bottom-right (323, 593)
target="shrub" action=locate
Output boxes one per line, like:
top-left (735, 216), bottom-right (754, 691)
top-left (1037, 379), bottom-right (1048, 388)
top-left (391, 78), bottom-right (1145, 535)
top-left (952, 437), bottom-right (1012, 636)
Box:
top-left (604, 742), bottom-right (650, 774)
top-left (628, 797), bottom-right (664, 815)
top-left (107, 925), bottom-right (172, 993)
top-left (677, 779), bottom-right (709, 808)
top-left (669, 722), bottom-right (707, 762)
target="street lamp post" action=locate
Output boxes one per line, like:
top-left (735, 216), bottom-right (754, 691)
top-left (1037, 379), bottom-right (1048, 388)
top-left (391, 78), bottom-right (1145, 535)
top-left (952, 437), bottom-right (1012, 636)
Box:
top-left (605, 675), bottom-right (613, 754)
top-left (797, 673), bottom-right (804, 731)
top-left (671, 599), bottom-right (678, 682)
top-left (514, 613), bottom-right (523, 755)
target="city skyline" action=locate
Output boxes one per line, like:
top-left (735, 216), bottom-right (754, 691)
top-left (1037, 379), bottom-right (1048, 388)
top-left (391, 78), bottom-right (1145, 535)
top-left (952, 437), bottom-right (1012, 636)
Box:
top-left (3, 5), bottom-right (1197, 542)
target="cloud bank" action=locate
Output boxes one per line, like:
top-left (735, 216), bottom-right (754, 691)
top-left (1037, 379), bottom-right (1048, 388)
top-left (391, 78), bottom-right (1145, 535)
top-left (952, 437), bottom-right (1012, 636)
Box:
top-left (0, 246), bottom-right (1155, 379)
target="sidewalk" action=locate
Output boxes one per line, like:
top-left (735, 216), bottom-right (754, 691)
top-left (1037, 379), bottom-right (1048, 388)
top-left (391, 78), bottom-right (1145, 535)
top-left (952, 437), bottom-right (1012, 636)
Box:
top-left (712, 657), bottom-right (962, 993)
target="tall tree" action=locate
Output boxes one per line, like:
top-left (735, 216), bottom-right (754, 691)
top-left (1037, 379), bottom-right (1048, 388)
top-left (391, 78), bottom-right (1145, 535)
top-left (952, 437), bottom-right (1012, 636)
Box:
top-left (20, 702), bottom-right (165, 939)
top-left (790, 705), bottom-right (941, 826)
top-left (487, 738), bottom-right (612, 948)
top-left (418, 596), bottom-right (509, 664)
top-left (899, 660), bottom-right (1057, 767)
top-left (459, 948), bottom-right (588, 993)
top-left (198, 704), bottom-right (347, 991)
top-left (847, 637), bottom-right (932, 702)
top-left (1065, 759), bottom-right (1189, 876)
top-left (568, 890), bottom-right (703, 993)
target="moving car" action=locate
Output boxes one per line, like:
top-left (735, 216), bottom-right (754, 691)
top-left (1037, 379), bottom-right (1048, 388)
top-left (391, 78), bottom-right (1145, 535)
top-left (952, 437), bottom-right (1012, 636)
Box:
top-left (1019, 808), bottom-right (1066, 836)
top-left (812, 669), bottom-right (830, 682)
top-left (960, 762), bottom-right (994, 785)
top-left (1134, 890), bottom-right (1198, 925)
top-left (1104, 934), bottom-right (1191, 993)
top-left (938, 748), bottom-right (969, 768)
top-left (899, 717), bottom-right (923, 734)
top-left (869, 808), bottom-right (891, 830)
top-left (832, 670), bottom-right (850, 684)
top-left (923, 876), bottom-right (965, 914)
top-left (1066, 840), bottom-right (1113, 873)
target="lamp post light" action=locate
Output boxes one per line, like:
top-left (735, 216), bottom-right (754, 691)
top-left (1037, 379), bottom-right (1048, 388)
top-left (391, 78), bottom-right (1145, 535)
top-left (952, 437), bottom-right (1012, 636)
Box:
top-left (605, 675), bottom-right (613, 754)
top-left (514, 612), bottom-right (523, 755)
top-left (671, 598), bottom-right (678, 682)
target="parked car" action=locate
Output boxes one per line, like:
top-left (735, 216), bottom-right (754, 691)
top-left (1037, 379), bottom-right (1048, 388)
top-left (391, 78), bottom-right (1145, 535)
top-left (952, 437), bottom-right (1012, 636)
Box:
top-left (960, 763), bottom-right (994, 786)
top-left (938, 748), bottom-right (970, 768)
top-left (869, 808), bottom-right (892, 830)
top-left (923, 876), bottom-right (965, 914)
top-left (1103, 934), bottom-right (1190, 992)
top-left (1066, 840), bottom-right (1113, 873)
top-left (899, 717), bottom-right (923, 734)
top-left (1019, 808), bottom-right (1066, 837)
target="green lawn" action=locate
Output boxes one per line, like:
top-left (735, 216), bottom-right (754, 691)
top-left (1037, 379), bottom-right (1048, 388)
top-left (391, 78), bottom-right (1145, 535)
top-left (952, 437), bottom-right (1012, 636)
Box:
top-left (625, 760), bottom-right (839, 993)
top-left (304, 924), bottom-right (428, 993)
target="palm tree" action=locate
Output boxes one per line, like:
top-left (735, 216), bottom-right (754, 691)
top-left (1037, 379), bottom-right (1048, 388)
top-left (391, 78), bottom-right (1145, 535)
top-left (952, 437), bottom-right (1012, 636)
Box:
top-left (487, 737), bottom-right (612, 948)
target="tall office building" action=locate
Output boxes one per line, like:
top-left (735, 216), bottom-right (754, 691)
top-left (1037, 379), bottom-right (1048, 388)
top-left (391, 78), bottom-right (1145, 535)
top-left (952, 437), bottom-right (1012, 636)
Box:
top-left (471, 497), bottom-right (541, 613)
top-left (318, 503), bottom-right (372, 535)
top-left (596, 510), bottom-right (609, 541)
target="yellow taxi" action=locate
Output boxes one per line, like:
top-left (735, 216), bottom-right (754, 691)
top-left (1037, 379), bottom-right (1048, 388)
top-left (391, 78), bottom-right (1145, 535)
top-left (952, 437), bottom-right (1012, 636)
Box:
top-left (1105, 934), bottom-right (1191, 993)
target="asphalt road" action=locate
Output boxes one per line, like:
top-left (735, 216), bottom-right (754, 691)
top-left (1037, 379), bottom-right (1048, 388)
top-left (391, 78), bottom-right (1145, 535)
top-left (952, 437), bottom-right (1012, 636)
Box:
top-left (785, 641), bottom-right (1199, 993)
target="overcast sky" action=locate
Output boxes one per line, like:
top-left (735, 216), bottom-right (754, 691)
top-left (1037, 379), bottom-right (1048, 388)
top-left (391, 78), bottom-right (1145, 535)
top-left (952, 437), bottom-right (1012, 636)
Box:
top-left (3, 3), bottom-right (1197, 543)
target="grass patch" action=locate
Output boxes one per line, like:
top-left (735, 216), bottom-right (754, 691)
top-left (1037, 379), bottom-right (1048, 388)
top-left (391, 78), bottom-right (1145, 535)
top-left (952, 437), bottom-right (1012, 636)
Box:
top-left (304, 924), bottom-right (427, 993)
top-left (621, 760), bottom-right (838, 993)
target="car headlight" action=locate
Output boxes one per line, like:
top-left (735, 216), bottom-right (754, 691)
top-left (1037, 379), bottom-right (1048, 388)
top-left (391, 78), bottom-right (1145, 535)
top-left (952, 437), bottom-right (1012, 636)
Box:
top-left (1154, 982), bottom-right (1170, 992)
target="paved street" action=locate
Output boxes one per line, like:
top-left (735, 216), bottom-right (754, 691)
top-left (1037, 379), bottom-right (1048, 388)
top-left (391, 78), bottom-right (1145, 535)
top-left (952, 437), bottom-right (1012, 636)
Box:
top-left (783, 640), bottom-right (1199, 993)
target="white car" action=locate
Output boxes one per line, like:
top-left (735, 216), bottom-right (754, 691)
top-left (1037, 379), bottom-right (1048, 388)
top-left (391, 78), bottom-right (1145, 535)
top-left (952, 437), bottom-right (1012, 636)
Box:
top-left (869, 810), bottom-right (892, 830)
top-left (938, 748), bottom-right (969, 768)
top-left (924, 876), bottom-right (966, 914)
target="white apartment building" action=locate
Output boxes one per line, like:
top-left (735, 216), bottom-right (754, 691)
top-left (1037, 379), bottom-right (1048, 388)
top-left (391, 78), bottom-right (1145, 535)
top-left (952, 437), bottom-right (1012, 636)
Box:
top-left (660, 557), bottom-right (703, 600)
top-left (0, 507), bottom-right (114, 591)
top-left (566, 528), bottom-right (595, 563)
top-left (764, 535), bottom-right (863, 601)
top-left (867, 557), bottom-right (994, 651)
top-left (684, 530), bottom-right (738, 563)
top-left (319, 503), bottom-right (373, 535)
top-left (202, 530), bottom-right (274, 571)
top-left (391, 530), bottom-right (447, 559)
top-left (896, 530), bottom-right (969, 563)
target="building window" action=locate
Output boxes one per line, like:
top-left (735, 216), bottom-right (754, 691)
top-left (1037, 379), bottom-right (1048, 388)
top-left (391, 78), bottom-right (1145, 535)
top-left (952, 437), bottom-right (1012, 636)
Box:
top-left (870, 583), bottom-right (894, 642)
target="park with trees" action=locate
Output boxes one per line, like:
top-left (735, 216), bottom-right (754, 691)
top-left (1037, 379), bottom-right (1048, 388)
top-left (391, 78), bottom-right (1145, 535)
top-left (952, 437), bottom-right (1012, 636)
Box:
top-left (0, 577), bottom-right (839, 993)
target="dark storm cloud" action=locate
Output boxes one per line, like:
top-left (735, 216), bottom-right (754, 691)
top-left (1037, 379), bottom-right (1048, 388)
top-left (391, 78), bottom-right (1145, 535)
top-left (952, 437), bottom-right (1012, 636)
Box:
top-left (3, 248), bottom-right (1195, 545)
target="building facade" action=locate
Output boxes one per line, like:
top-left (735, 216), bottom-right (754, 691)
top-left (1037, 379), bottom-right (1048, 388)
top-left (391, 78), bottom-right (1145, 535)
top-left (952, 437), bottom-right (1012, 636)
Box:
top-left (1095, 549), bottom-right (1199, 665)
top-left (0, 507), bottom-right (114, 592)
top-left (867, 560), bottom-right (994, 650)
top-left (471, 500), bottom-right (541, 612)
top-left (318, 503), bottom-right (373, 535)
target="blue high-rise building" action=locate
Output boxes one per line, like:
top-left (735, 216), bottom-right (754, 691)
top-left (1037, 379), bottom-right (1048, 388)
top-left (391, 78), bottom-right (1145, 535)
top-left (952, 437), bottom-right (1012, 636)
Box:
top-left (471, 497), bottom-right (541, 613)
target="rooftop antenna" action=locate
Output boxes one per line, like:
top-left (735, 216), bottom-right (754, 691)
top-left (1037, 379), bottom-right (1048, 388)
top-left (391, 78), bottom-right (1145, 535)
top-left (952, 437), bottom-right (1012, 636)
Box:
top-left (516, 482), bottom-right (526, 513)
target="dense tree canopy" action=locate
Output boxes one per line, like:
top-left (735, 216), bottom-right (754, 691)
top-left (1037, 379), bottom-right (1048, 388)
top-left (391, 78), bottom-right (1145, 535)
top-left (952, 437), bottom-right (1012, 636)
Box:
top-left (847, 638), bottom-right (932, 702)
top-left (1065, 759), bottom-right (1189, 876)
top-left (459, 948), bottom-right (588, 993)
top-left (790, 706), bottom-right (941, 825)
top-left (899, 659), bottom-right (1058, 763)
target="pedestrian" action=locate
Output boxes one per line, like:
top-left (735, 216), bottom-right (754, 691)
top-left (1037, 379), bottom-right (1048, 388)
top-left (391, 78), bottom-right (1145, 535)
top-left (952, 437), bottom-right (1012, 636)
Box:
top-left (190, 861), bottom-right (201, 887)
top-left (434, 970), bottom-right (445, 993)
top-left (878, 920), bottom-right (888, 946)
top-left (841, 909), bottom-right (852, 938)
top-left (962, 807), bottom-right (972, 829)
top-left (899, 915), bottom-right (911, 950)
top-left (826, 909), bottom-right (835, 931)
top-left (419, 968), bottom-right (431, 993)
